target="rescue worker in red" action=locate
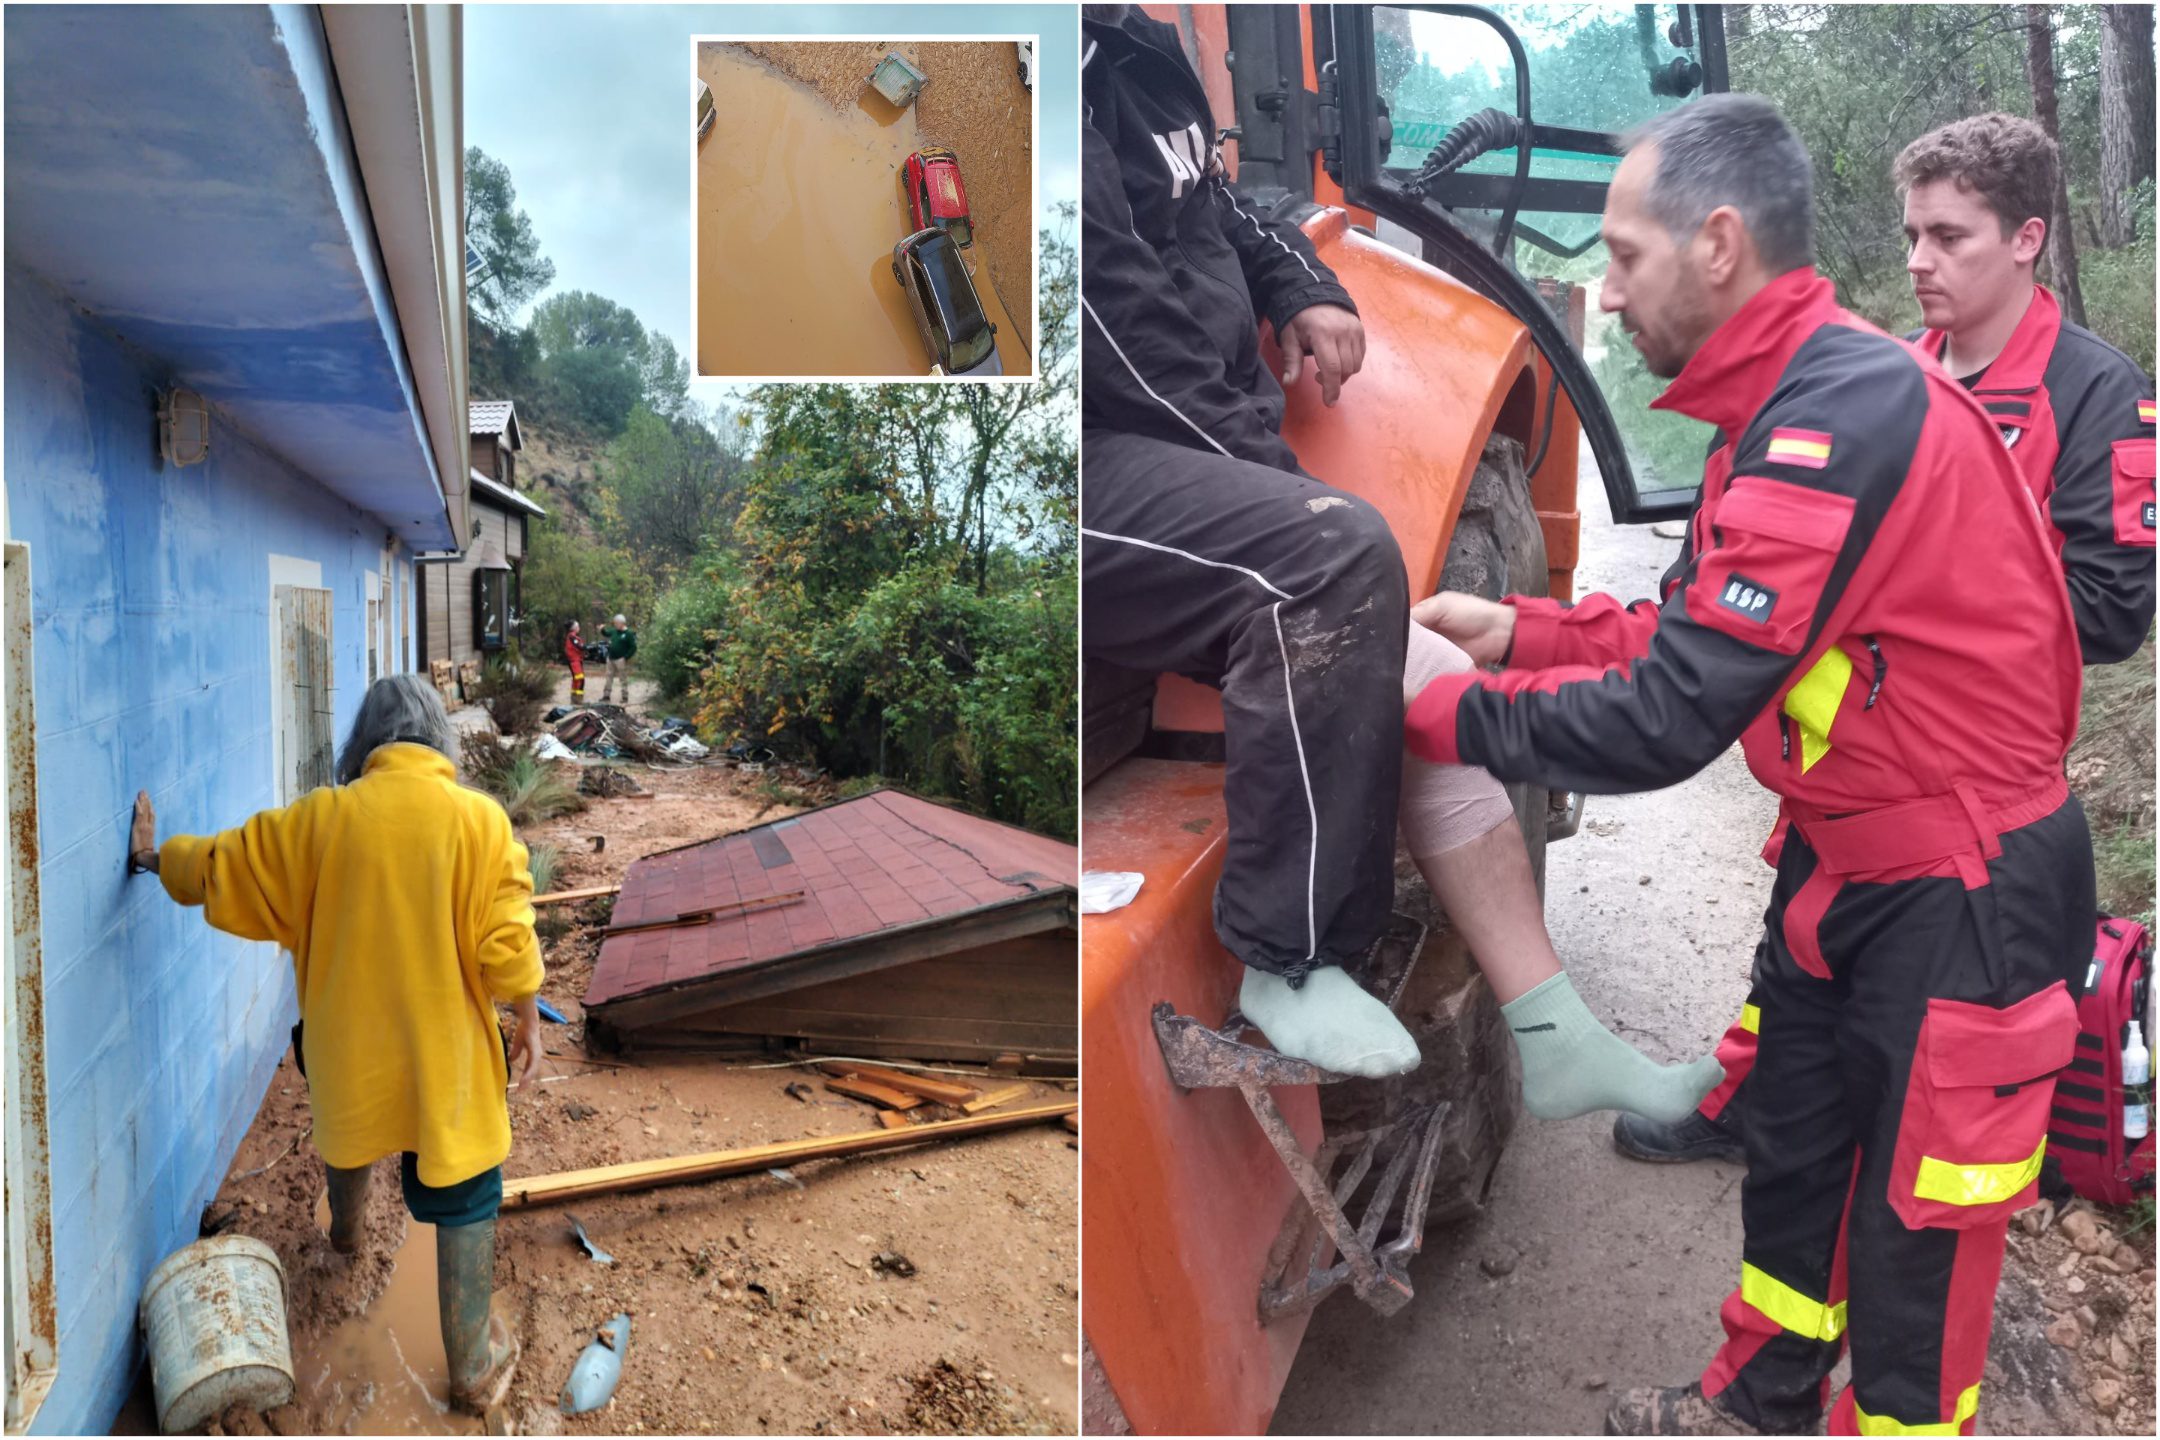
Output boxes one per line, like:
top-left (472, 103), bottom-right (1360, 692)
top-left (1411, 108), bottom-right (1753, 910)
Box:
top-left (1412, 94), bottom-right (2093, 1436)
top-left (563, 619), bottom-right (586, 705)
top-left (1615, 111), bottom-right (2156, 1172)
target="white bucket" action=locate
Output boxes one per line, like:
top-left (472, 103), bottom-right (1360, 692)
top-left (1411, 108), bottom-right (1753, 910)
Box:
top-left (138, 1235), bottom-right (296, 1434)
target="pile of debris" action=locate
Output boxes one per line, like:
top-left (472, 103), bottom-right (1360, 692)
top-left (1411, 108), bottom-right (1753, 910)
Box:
top-left (540, 703), bottom-right (705, 763)
top-left (578, 766), bottom-right (646, 799)
top-left (810, 1059), bottom-right (1047, 1132)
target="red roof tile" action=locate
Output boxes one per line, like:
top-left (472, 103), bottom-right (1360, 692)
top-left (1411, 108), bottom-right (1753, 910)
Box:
top-left (583, 791), bottom-right (1076, 1007)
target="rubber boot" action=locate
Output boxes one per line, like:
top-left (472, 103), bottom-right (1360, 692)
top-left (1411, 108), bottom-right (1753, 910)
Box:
top-left (437, 1218), bottom-right (519, 1414)
top-left (324, 1163), bottom-right (372, 1256)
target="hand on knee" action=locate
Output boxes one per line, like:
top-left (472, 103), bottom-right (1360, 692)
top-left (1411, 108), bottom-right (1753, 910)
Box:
top-left (1239, 965), bottom-right (1420, 1077)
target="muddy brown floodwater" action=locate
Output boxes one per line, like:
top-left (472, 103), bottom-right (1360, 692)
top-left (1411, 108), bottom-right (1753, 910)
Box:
top-left (696, 46), bottom-right (1027, 379)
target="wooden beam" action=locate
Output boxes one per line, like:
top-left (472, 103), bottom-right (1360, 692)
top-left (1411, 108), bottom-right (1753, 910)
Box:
top-left (532, 884), bottom-right (620, 908)
top-left (816, 1062), bottom-right (977, 1107)
top-left (960, 1083), bottom-right (1032, 1115)
top-left (601, 890), bottom-right (805, 938)
top-left (877, 1110), bottom-right (913, 1131)
top-left (824, 1077), bottom-right (922, 1110)
top-left (498, 1101), bottom-right (1077, 1209)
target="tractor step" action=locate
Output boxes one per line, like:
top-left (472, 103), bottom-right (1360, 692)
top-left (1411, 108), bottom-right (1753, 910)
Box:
top-left (1150, 913), bottom-right (1444, 1321)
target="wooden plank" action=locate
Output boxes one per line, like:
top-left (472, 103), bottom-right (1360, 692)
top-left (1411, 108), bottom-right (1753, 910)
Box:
top-left (533, 884), bottom-right (621, 908)
top-left (601, 890), bottom-right (805, 939)
top-left (825, 1077), bottom-right (923, 1111)
top-left (1061, 1114), bottom-right (1079, 1134)
top-left (960, 1083), bottom-right (1031, 1115)
top-left (499, 1101), bottom-right (1077, 1209)
top-left (816, 1062), bottom-right (977, 1107)
top-left (877, 1111), bottom-right (913, 1131)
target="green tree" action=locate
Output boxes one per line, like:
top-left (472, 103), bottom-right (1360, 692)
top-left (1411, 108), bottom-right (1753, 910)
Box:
top-left (517, 521), bottom-right (656, 658)
top-left (464, 147), bottom-right (555, 325)
top-left (605, 403), bottom-right (749, 572)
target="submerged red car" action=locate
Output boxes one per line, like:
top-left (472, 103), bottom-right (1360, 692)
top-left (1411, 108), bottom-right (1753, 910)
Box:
top-left (903, 146), bottom-right (973, 249)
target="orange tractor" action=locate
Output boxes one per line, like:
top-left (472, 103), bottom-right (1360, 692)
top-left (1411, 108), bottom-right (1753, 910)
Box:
top-left (1080, 5), bottom-right (1730, 1433)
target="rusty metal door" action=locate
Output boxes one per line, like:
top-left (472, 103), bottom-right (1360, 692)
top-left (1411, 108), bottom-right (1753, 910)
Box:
top-left (274, 584), bottom-right (335, 798)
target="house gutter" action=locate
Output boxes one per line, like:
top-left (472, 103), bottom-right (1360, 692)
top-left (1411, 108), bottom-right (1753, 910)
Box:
top-left (320, 3), bottom-right (470, 551)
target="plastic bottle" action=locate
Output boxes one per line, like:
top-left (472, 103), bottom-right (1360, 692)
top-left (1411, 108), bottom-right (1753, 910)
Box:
top-left (2124, 1019), bottom-right (2150, 1143)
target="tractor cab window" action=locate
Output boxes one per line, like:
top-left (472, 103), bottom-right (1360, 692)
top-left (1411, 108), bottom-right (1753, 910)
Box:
top-left (1353, 4), bottom-right (1722, 515)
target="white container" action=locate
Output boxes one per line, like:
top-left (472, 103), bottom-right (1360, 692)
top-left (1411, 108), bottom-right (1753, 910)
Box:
top-left (2123, 1020), bottom-right (2150, 1142)
top-left (138, 1235), bottom-right (295, 1434)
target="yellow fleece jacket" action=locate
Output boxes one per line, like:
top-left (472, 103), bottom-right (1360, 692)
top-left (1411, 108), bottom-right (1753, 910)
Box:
top-left (160, 743), bottom-right (543, 1187)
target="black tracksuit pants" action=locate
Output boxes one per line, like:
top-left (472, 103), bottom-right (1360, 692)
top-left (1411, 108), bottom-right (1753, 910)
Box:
top-left (1704, 796), bottom-right (2092, 1435)
top-left (1082, 428), bottom-right (1409, 979)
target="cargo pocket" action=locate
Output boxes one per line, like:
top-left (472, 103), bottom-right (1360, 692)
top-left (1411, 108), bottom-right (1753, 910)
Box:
top-left (1889, 982), bottom-right (2079, 1230)
top-left (2111, 438), bottom-right (2155, 548)
top-left (1688, 476), bottom-right (1856, 654)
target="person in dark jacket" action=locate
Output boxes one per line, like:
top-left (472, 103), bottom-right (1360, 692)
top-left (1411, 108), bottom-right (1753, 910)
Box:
top-left (1415, 94), bottom-right (2090, 1436)
top-left (1079, 7), bottom-right (1724, 1113)
top-left (1080, 3), bottom-right (1410, 1071)
top-left (1615, 110), bottom-right (2156, 1171)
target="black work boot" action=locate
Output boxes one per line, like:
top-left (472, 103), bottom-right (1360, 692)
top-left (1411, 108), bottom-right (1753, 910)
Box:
top-left (1605, 1382), bottom-right (1769, 1435)
top-left (1612, 1108), bottom-right (1747, 1165)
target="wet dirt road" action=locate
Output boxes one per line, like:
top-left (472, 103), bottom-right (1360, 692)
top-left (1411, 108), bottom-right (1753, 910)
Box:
top-left (1273, 460), bottom-right (1780, 1435)
top-left (695, 46), bottom-right (1025, 379)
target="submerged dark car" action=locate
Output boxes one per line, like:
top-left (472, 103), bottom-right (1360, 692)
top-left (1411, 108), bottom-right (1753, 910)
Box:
top-left (890, 228), bottom-right (1000, 377)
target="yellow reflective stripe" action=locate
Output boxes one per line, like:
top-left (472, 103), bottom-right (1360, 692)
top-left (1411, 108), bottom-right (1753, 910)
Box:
top-left (1782, 646), bottom-right (1854, 774)
top-left (1740, 1003), bottom-right (1761, 1035)
top-left (1851, 1383), bottom-right (1982, 1435)
top-left (1913, 1137), bottom-right (2047, 1207)
top-left (1739, 1262), bottom-right (1847, 1341)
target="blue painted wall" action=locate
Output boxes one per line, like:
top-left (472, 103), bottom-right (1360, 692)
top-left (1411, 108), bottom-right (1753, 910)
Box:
top-left (4, 267), bottom-right (417, 1435)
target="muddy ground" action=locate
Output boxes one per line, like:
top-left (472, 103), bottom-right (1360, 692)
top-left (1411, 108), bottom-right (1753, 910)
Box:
top-left (732, 39), bottom-right (1036, 355)
top-left (116, 691), bottom-right (1077, 1437)
top-left (1271, 458), bottom-right (2157, 1435)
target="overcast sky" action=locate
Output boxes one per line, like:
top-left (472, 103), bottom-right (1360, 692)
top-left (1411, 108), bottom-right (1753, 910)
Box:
top-left (465, 3), bottom-right (1077, 402)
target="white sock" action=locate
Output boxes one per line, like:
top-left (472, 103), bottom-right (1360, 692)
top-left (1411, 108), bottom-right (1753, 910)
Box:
top-left (1239, 965), bottom-right (1420, 1077)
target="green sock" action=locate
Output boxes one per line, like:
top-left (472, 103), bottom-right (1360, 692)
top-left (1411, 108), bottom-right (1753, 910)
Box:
top-left (1239, 965), bottom-right (1420, 1078)
top-left (1500, 973), bottom-right (1724, 1123)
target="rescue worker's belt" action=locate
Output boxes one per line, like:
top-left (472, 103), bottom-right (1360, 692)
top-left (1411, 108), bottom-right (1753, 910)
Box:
top-left (1783, 774), bottom-right (2067, 881)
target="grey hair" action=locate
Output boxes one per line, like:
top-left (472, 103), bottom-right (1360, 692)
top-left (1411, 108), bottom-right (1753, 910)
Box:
top-left (1625, 93), bottom-right (1814, 274)
top-left (335, 674), bottom-right (457, 784)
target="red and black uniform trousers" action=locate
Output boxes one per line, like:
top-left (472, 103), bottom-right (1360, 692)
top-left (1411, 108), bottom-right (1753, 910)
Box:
top-left (1703, 782), bottom-right (2090, 1435)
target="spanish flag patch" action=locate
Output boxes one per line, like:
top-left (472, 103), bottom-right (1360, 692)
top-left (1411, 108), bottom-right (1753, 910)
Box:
top-left (1766, 427), bottom-right (1833, 470)
top-left (2139, 399), bottom-right (2155, 426)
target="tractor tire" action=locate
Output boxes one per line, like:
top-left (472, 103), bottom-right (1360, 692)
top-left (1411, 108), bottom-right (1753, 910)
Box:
top-left (1319, 433), bottom-right (1546, 1230)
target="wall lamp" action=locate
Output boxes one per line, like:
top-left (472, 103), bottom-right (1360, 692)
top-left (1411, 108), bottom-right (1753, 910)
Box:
top-left (158, 388), bottom-right (211, 468)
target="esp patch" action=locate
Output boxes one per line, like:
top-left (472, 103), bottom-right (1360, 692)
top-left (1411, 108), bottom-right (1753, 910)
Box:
top-left (2139, 399), bottom-right (2155, 426)
top-left (2144, 500), bottom-right (2156, 531)
top-left (1716, 575), bottom-right (1779, 624)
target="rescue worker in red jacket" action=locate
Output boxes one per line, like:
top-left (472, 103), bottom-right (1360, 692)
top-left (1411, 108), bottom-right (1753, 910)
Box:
top-left (1615, 111), bottom-right (2156, 1171)
top-left (1413, 95), bottom-right (2092, 1436)
top-left (563, 619), bottom-right (586, 705)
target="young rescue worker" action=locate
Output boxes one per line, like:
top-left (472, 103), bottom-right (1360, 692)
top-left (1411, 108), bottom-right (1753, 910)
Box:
top-left (1080, 5), bottom-right (1718, 1117)
top-left (601, 613), bottom-right (636, 703)
top-left (129, 675), bottom-right (541, 1415)
top-left (1412, 95), bottom-right (2091, 1436)
top-left (1614, 110), bottom-right (2157, 1170)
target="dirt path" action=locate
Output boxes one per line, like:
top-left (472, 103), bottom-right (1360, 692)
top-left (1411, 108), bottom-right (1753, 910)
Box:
top-left (118, 728), bottom-right (1078, 1437)
top-left (1271, 460), bottom-right (2156, 1435)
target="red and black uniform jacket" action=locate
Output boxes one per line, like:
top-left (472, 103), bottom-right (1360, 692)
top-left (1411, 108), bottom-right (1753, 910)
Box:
top-left (1406, 269), bottom-right (2083, 862)
top-left (1080, 8), bottom-right (1355, 470)
top-left (1914, 284), bottom-right (2157, 664)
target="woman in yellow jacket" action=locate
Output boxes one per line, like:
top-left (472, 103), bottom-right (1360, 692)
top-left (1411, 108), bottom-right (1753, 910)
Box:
top-left (130, 674), bottom-right (542, 1414)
